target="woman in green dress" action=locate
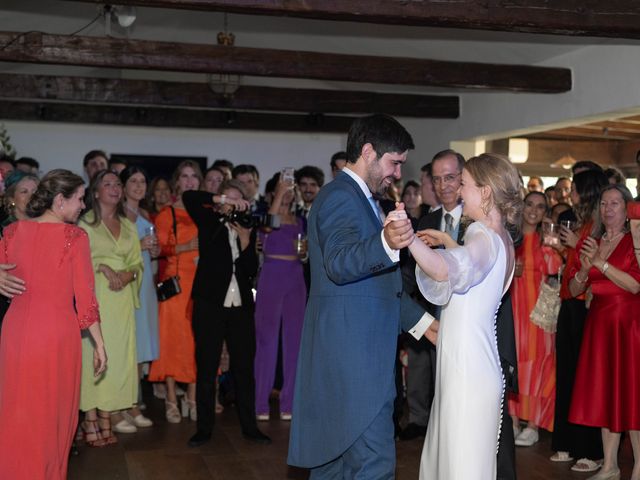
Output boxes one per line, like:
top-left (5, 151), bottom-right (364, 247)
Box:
top-left (79, 170), bottom-right (143, 446)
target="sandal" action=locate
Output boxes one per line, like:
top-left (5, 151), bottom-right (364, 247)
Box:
top-left (550, 451), bottom-right (574, 462)
top-left (97, 411), bottom-right (118, 445)
top-left (165, 400), bottom-right (181, 424)
top-left (80, 418), bottom-right (107, 447)
top-left (571, 458), bottom-right (603, 472)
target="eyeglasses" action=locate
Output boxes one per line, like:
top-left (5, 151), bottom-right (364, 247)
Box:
top-left (432, 172), bottom-right (461, 185)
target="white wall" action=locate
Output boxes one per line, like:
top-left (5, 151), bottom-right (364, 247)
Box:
top-left (0, 120), bottom-right (344, 186)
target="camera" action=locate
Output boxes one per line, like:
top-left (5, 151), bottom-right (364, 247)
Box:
top-left (223, 210), bottom-right (258, 228)
top-left (222, 210), bottom-right (281, 230)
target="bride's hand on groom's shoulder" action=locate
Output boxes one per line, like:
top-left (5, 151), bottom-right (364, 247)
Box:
top-left (425, 319), bottom-right (439, 345)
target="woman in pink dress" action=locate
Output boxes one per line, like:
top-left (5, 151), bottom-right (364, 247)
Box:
top-left (0, 169), bottom-right (107, 479)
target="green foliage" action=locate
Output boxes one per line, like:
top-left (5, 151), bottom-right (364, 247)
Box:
top-left (0, 123), bottom-right (17, 159)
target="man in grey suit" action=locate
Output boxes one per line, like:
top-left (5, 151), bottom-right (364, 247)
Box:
top-left (288, 114), bottom-right (438, 479)
top-left (400, 149), bottom-right (466, 440)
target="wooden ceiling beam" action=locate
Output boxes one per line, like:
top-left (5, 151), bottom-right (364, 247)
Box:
top-left (0, 100), bottom-right (355, 132)
top-left (0, 31), bottom-right (571, 93)
top-left (0, 73), bottom-right (459, 118)
top-left (69, 0), bottom-right (640, 40)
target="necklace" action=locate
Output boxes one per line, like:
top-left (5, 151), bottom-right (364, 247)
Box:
top-left (602, 231), bottom-right (623, 243)
top-left (124, 202), bottom-right (139, 216)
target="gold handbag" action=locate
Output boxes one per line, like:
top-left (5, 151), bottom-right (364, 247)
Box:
top-left (530, 277), bottom-right (561, 333)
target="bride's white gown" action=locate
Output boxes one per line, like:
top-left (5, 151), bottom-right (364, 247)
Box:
top-left (416, 221), bottom-right (512, 480)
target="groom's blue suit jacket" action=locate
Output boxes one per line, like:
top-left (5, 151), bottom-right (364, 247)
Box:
top-left (287, 172), bottom-right (425, 468)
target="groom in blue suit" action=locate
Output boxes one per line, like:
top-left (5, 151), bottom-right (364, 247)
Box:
top-left (288, 114), bottom-right (437, 478)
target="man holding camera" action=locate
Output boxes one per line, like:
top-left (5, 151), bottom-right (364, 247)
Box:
top-left (183, 179), bottom-right (271, 447)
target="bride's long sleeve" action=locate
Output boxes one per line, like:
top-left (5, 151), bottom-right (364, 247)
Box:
top-left (414, 222), bottom-right (498, 305)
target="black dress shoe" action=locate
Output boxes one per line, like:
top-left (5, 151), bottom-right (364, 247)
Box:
top-left (398, 423), bottom-right (427, 441)
top-left (242, 429), bottom-right (272, 445)
top-left (188, 430), bottom-right (212, 447)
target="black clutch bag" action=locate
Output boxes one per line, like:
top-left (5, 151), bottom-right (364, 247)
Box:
top-left (156, 206), bottom-right (182, 302)
top-left (156, 276), bottom-right (181, 302)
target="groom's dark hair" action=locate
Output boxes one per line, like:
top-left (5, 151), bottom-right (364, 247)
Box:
top-left (346, 114), bottom-right (414, 164)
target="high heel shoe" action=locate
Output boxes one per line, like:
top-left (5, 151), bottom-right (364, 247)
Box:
top-left (80, 419), bottom-right (107, 447)
top-left (97, 412), bottom-right (118, 445)
top-left (181, 397), bottom-right (197, 421)
top-left (165, 400), bottom-right (181, 424)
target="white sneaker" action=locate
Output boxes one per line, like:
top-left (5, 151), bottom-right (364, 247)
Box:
top-left (122, 411), bottom-right (153, 428)
top-left (256, 414), bottom-right (269, 421)
top-left (280, 412), bottom-right (292, 421)
top-left (515, 427), bottom-right (539, 446)
top-left (112, 419), bottom-right (138, 434)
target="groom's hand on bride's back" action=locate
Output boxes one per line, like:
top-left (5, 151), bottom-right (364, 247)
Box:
top-left (384, 202), bottom-right (414, 249)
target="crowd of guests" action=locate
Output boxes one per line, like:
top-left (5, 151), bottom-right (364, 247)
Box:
top-left (0, 141), bottom-right (639, 479)
top-left (398, 155), bottom-right (640, 480)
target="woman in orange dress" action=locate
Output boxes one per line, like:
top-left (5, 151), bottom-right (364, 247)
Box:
top-left (0, 170), bottom-right (106, 479)
top-left (509, 191), bottom-right (563, 446)
top-left (148, 161), bottom-right (201, 423)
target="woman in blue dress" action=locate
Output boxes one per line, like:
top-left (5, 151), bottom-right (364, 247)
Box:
top-left (120, 166), bottom-right (160, 428)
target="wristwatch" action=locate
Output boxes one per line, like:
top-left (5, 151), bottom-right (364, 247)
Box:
top-left (601, 261), bottom-right (609, 274)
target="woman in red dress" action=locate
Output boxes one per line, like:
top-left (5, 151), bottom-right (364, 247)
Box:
top-left (509, 191), bottom-right (563, 446)
top-left (0, 169), bottom-right (107, 479)
top-left (569, 184), bottom-right (640, 480)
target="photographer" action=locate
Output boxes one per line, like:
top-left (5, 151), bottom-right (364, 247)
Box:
top-left (182, 180), bottom-right (271, 447)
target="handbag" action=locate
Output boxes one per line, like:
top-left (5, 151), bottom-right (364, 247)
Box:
top-left (530, 275), bottom-right (561, 333)
top-left (156, 206), bottom-right (182, 302)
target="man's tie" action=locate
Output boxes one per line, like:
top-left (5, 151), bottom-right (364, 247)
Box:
top-left (444, 213), bottom-right (454, 237)
top-left (368, 197), bottom-right (383, 225)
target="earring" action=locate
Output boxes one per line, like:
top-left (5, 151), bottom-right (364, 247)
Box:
top-left (10, 202), bottom-right (15, 207)
top-left (481, 199), bottom-right (491, 217)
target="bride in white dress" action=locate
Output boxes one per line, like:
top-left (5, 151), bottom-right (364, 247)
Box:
top-left (390, 153), bottom-right (522, 479)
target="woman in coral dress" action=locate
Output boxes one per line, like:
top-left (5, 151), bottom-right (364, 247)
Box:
top-left (569, 185), bottom-right (640, 480)
top-left (509, 191), bottom-right (563, 446)
top-left (149, 160), bottom-right (201, 422)
top-left (0, 169), bottom-right (106, 479)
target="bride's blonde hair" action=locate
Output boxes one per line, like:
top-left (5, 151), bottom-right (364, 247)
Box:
top-left (464, 153), bottom-right (523, 229)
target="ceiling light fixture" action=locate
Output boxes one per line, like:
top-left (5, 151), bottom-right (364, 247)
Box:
top-left (103, 4), bottom-right (137, 35)
top-left (208, 13), bottom-right (241, 99)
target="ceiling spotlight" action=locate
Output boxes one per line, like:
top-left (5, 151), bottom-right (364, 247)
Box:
top-left (103, 4), bottom-right (137, 35)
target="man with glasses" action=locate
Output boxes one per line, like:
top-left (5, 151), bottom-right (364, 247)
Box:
top-left (400, 149), bottom-right (465, 441)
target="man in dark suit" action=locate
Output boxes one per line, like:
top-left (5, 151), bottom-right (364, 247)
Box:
top-left (288, 114), bottom-right (437, 479)
top-left (400, 149), bottom-right (466, 440)
top-left (183, 180), bottom-right (270, 447)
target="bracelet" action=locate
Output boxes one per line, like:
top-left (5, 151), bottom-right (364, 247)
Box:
top-left (601, 261), bottom-right (609, 274)
top-left (574, 271), bottom-right (588, 284)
